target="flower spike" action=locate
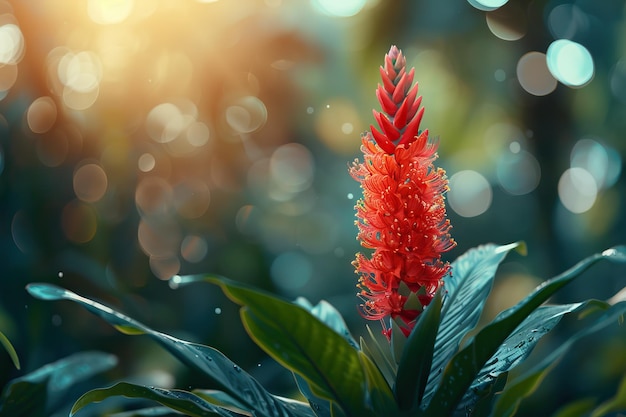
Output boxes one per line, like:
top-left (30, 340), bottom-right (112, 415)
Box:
top-left (350, 45), bottom-right (456, 338)
top-left (369, 45), bottom-right (426, 153)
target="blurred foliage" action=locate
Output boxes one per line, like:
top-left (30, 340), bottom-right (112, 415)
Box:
top-left (0, 0), bottom-right (625, 415)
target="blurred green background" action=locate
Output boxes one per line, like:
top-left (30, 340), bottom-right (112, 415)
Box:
top-left (1, 0), bottom-right (625, 415)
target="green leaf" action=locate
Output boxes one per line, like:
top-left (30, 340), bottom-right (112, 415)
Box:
top-left (362, 325), bottom-right (397, 382)
top-left (293, 298), bottom-right (358, 417)
top-left (240, 307), bottom-right (373, 417)
top-left (394, 290), bottom-right (442, 411)
top-left (70, 382), bottom-right (237, 417)
top-left (493, 301), bottom-right (626, 417)
top-left (458, 300), bottom-right (608, 412)
top-left (0, 330), bottom-right (20, 370)
top-left (26, 283), bottom-right (311, 417)
top-left (208, 275), bottom-right (385, 417)
top-left (193, 389), bottom-right (315, 417)
top-left (293, 375), bottom-right (336, 417)
top-left (294, 298), bottom-right (358, 349)
top-left (469, 371), bottom-right (508, 417)
top-left (425, 246), bottom-right (626, 416)
top-left (358, 351), bottom-right (398, 416)
top-left (192, 389), bottom-right (249, 414)
top-left (424, 243), bottom-right (522, 401)
top-left (0, 351), bottom-right (117, 417)
top-left (108, 407), bottom-right (184, 417)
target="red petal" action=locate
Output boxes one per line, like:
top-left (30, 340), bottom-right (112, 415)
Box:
top-left (384, 54), bottom-right (397, 79)
top-left (394, 85), bottom-right (420, 130)
top-left (404, 68), bottom-right (415, 90)
top-left (380, 66), bottom-right (395, 94)
top-left (376, 87), bottom-right (397, 116)
top-left (406, 90), bottom-right (422, 122)
top-left (374, 111), bottom-right (401, 141)
top-left (392, 71), bottom-right (410, 103)
top-left (370, 124), bottom-right (396, 154)
top-left (398, 108), bottom-right (424, 147)
top-left (394, 84), bottom-right (417, 130)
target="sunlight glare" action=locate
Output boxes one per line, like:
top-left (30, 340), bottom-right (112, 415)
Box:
top-left (88, 0), bottom-right (134, 24)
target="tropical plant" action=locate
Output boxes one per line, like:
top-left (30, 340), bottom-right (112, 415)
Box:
top-left (6, 45), bottom-right (626, 417)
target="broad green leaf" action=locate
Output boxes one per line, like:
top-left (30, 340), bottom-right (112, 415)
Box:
top-left (0, 351), bottom-right (117, 417)
top-left (426, 246), bottom-right (626, 416)
top-left (70, 382), bottom-right (236, 417)
top-left (394, 290), bottom-right (442, 411)
top-left (209, 275), bottom-right (384, 417)
top-left (467, 371), bottom-right (508, 417)
top-left (108, 407), bottom-right (183, 416)
top-left (194, 389), bottom-right (315, 417)
top-left (294, 298), bottom-right (358, 349)
top-left (293, 298), bottom-right (357, 417)
top-left (358, 352), bottom-right (398, 416)
top-left (293, 375), bottom-right (335, 417)
top-left (26, 283), bottom-right (311, 417)
top-left (0, 330), bottom-right (20, 370)
top-left (458, 300), bottom-right (608, 412)
top-left (192, 390), bottom-right (249, 414)
top-left (424, 243), bottom-right (522, 401)
top-left (390, 319), bottom-right (407, 366)
top-left (362, 325), bottom-right (397, 382)
top-left (493, 301), bottom-right (626, 417)
top-left (240, 307), bottom-right (374, 417)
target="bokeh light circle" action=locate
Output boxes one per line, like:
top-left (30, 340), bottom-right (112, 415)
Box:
top-left (149, 255), bottom-right (180, 280)
top-left (311, 0), bottom-right (366, 17)
top-left (73, 163), bottom-right (108, 203)
top-left (173, 179), bottom-right (211, 219)
top-left (570, 139), bottom-right (622, 189)
top-left (146, 103), bottom-right (186, 143)
top-left (546, 39), bottom-right (594, 87)
top-left (496, 150), bottom-right (541, 195)
top-left (448, 170), bottom-right (493, 217)
top-left (27, 97), bottom-right (57, 134)
top-left (558, 167), bottom-right (597, 213)
top-left (270, 251), bottom-right (312, 292)
top-left (467, 0), bottom-right (508, 12)
top-left (180, 235), bottom-right (208, 263)
top-left (314, 98), bottom-right (362, 154)
top-left (485, 3), bottom-right (527, 41)
top-left (135, 176), bottom-right (173, 217)
top-left (138, 153), bottom-right (156, 172)
top-left (516, 51), bottom-right (557, 96)
top-left (225, 96), bottom-right (267, 134)
top-left (0, 23), bottom-right (24, 65)
top-left (270, 143), bottom-right (314, 195)
top-left (547, 4), bottom-right (589, 40)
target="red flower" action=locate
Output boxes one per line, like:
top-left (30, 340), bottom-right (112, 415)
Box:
top-left (350, 46), bottom-right (455, 338)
